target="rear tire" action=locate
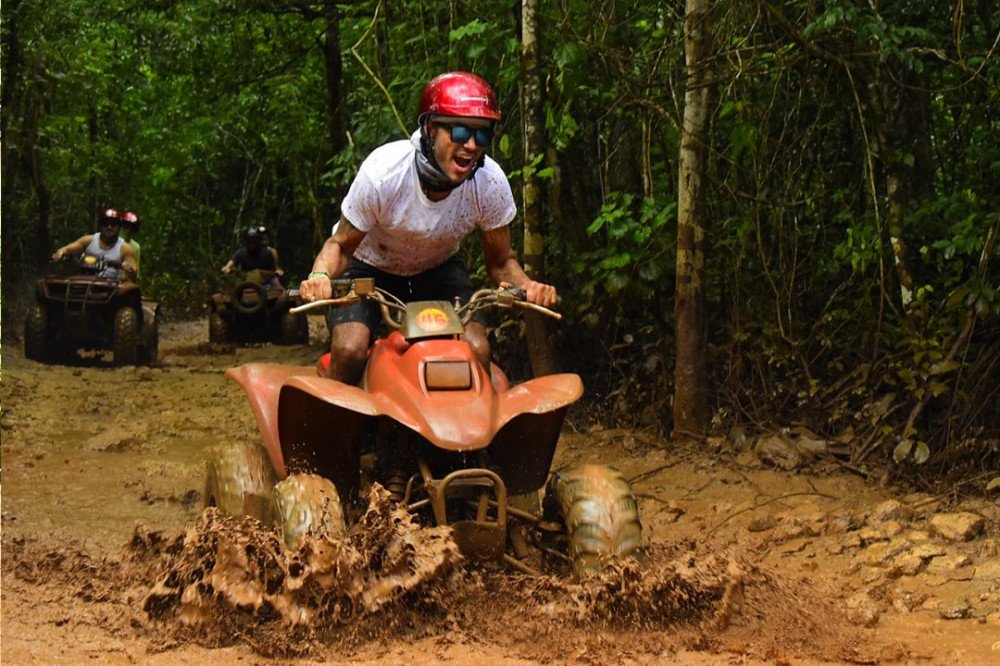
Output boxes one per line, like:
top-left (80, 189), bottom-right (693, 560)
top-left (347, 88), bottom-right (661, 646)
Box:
top-left (209, 311), bottom-right (230, 343)
top-left (274, 473), bottom-right (346, 549)
top-left (25, 303), bottom-right (49, 362)
top-left (544, 464), bottom-right (643, 578)
top-left (204, 441), bottom-right (278, 524)
top-left (113, 307), bottom-right (139, 366)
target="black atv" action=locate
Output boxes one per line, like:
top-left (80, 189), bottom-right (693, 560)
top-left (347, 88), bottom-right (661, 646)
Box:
top-left (207, 269), bottom-right (309, 345)
top-left (25, 255), bottom-right (159, 366)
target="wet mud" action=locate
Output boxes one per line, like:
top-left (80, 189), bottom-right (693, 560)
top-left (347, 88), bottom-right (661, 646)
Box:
top-left (2, 318), bottom-right (998, 664)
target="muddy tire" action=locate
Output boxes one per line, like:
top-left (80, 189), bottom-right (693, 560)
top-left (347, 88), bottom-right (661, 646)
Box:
top-left (274, 473), bottom-right (347, 549)
top-left (204, 441), bottom-right (278, 524)
top-left (279, 310), bottom-right (308, 345)
top-left (113, 307), bottom-right (139, 366)
top-left (230, 281), bottom-right (267, 316)
top-left (25, 303), bottom-right (49, 362)
top-left (209, 311), bottom-right (230, 343)
top-left (544, 464), bottom-right (643, 578)
top-left (141, 314), bottom-right (159, 366)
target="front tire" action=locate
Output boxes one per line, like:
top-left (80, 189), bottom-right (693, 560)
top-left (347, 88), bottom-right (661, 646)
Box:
top-left (544, 464), bottom-right (644, 578)
top-left (141, 310), bottom-right (159, 366)
top-left (230, 281), bottom-right (267, 316)
top-left (25, 303), bottom-right (49, 362)
top-left (113, 307), bottom-right (139, 366)
top-left (209, 311), bottom-right (230, 343)
top-left (279, 310), bottom-right (308, 345)
top-left (204, 441), bottom-right (278, 524)
top-left (274, 473), bottom-right (346, 549)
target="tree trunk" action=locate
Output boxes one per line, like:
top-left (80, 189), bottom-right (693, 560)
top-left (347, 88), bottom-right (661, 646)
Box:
top-left (867, 65), bottom-right (936, 332)
top-left (321, 5), bottom-right (345, 241)
top-left (673, 0), bottom-right (713, 439)
top-left (520, 0), bottom-right (558, 376)
top-left (1, 0), bottom-right (22, 262)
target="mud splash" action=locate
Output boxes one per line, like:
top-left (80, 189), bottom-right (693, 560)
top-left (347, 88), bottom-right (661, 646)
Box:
top-left (6, 515), bottom-right (879, 663)
top-left (475, 542), bottom-right (883, 664)
top-left (134, 486), bottom-right (463, 630)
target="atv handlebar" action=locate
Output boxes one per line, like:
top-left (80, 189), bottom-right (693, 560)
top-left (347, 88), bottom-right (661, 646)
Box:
top-left (289, 277), bottom-right (562, 324)
top-left (51, 253), bottom-right (123, 272)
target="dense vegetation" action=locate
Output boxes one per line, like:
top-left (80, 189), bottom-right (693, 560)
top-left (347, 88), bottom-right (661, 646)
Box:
top-left (3, 1), bottom-right (998, 491)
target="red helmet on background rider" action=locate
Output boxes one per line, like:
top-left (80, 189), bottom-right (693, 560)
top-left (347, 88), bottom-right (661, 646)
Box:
top-left (122, 211), bottom-right (140, 232)
top-left (418, 72), bottom-right (501, 121)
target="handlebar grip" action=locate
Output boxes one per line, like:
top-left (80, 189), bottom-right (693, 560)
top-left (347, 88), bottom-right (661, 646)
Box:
top-left (509, 286), bottom-right (562, 307)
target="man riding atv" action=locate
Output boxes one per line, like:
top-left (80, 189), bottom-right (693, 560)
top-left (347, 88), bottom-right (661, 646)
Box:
top-left (31, 207), bottom-right (158, 366)
top-left (52, 208), bottom-right (138, 281)
top-left (298, 71), bottom-right (557, 384)
top-left (221, 227), bottom-right (279, 285)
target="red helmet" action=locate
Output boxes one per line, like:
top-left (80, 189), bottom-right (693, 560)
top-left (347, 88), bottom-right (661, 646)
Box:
top-left (122, 211), bottom-right (140, 231)
top-left (102, 208), bottom-right (120, 220)
top-left (418, 72), bottom-right (500, 121)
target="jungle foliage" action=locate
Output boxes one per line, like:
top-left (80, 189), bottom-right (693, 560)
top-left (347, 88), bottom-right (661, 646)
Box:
top-left (3, 0), bottom-right (998, 491)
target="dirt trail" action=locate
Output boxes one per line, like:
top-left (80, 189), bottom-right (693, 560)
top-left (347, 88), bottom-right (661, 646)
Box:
top-left (2, 317), bottom-right (998, 665)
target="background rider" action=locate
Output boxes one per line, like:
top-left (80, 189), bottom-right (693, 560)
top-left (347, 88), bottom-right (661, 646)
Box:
top-left (52, 208), bottom-right (138, 282)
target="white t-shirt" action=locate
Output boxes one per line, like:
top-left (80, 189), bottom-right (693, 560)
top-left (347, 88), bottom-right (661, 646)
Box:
top-left (341, 131), bottom-right (517, 276)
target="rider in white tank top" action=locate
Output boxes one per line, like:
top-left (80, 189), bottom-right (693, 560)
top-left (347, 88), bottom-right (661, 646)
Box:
top-left (85, 235), bottom-right (125, 279)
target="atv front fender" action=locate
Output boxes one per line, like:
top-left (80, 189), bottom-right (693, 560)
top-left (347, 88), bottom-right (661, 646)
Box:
top-left (225, 363), bottom-right (315, 477)
top-left (225, 364), bottom-right (379, 496)
top-left (486, 373), bottom-right (584, 495)
top-left (497, 373), bottom-right (583, 424)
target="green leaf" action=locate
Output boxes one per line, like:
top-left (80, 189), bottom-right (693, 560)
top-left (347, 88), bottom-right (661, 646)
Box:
top-left (553, 41), bottom-right (587, 69)
top-left (893, 439), bottom-right (913, 463)
top-left (449, 19), bottom-right (488, 42)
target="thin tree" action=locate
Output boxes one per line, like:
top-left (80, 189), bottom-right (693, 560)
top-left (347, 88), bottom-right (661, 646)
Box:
top-left (673, 0), bottom-right (713, 439)
top-left (520, 0), bottom-right (558, 376)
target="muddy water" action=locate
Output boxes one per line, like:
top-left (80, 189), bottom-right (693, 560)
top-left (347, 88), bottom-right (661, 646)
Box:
top-left (2, 318), bottom-right (999, 665)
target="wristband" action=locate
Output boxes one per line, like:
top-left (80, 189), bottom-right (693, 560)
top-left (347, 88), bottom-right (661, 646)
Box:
top-left (307, 271), bottom-right (330, 280)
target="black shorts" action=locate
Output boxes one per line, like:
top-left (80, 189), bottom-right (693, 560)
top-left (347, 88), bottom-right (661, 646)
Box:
top-left (327, 255), bottom-right (477, 334)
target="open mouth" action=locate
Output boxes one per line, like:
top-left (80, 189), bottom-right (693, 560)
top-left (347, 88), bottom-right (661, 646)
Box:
top-left (454, 155), bottom-right (473, 171)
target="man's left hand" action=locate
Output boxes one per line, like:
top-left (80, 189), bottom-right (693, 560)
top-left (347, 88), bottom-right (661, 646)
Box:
top-left (522, 280), bottom-right (558, 308)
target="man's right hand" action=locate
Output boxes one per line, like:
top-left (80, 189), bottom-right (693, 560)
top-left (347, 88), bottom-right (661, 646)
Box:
top-left (52, 250), bottom-right (64, 261)
top-left (299, 273), bottom-right (333, 302)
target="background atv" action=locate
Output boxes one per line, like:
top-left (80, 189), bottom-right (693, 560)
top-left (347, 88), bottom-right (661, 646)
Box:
top-left (25, 255), bottom-right (159, 366)
top-left (207, 269), bottom-right (308, 345)
top-left (205, 279), bottom-right (643, 578)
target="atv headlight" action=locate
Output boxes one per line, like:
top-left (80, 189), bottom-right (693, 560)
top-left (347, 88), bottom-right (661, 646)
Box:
top-left (424, 361), bottom-right (472, 390)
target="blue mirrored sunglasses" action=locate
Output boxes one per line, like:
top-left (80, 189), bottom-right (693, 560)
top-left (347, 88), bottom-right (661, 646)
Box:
top-left (436, 122), bottom-right (494, 147)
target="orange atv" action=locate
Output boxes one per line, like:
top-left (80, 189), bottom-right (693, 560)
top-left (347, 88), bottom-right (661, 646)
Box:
top-left (204, 278), bottom-right (643, 577)
top-left (25, 254), bottom-right (159, 366)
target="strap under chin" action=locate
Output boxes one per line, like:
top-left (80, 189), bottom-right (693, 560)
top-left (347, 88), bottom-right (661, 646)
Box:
top-left (415, 122), bottom-right (483, 192)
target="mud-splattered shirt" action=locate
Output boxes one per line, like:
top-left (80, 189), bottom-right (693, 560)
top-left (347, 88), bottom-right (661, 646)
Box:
top-left (341, 131), bottom-right (516, 276)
